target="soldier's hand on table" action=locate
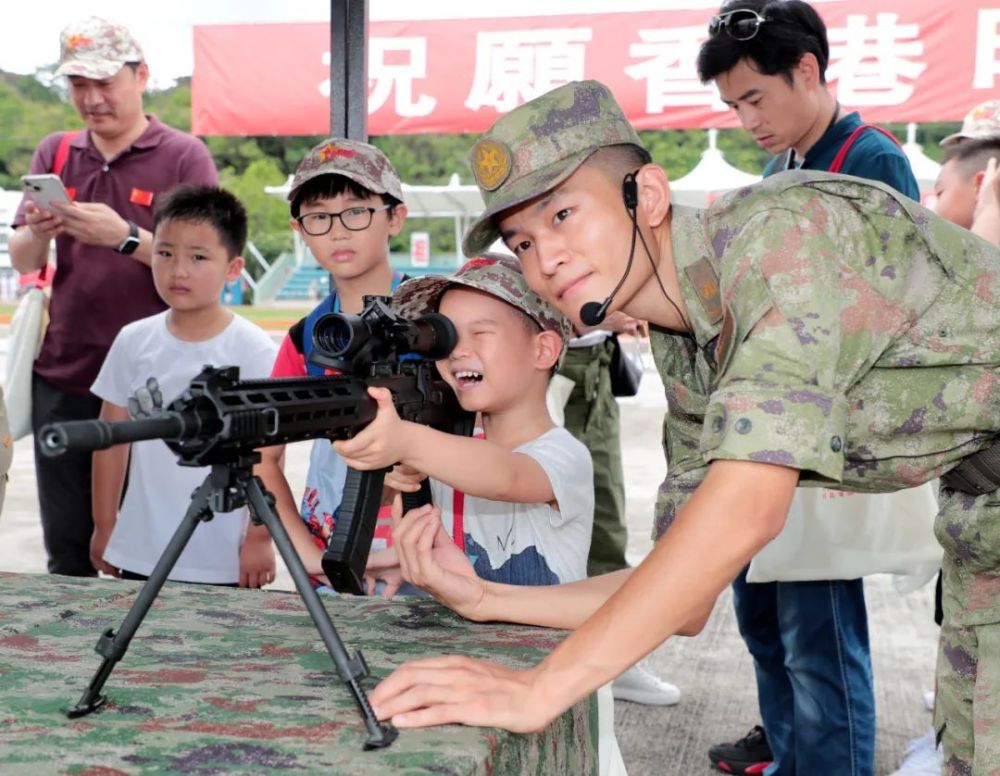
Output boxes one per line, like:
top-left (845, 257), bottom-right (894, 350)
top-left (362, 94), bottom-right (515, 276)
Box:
top-left (334, 387), bottom-right (412, 469)
top-left (239, 531), bottom-right (276, 588)
top-left (51, 201), bottom-right (131, 249)
top-left (390, 496), bottom-right (484, 619)
top-left (370, 656), bottom-right (556, 733)
top-left (385, 464), bottom-right (427, 494)
top-left (90, 526), bottom-right (120, 578)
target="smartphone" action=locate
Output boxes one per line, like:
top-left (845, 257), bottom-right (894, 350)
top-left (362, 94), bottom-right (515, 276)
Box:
top-left (21, 174), bottom-right (70, 210)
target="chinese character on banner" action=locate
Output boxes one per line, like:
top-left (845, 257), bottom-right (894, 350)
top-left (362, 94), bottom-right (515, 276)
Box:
top-left (465, 29), bottom-right (592, 113)
top-left (368, 37), bottom-right (437, 117)
top-left (975, 9), bottom-right (1000, 89)
top-left (410, 232), bottom-right (430, 268)
top-left (626, 27), bottom-right (726, 113)
top-left (827, 13), bottom-right (927, 106)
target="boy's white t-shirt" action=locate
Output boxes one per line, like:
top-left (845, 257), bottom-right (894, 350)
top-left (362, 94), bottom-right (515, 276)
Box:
top-left (429, 427), bottom-right (594, 585)
top-left (91, 311), bottom-right (278, 583)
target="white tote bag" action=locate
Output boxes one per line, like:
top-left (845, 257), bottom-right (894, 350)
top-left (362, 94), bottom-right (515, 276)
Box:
top-left (5, 286), bottom-right (48, 440)
top-left (746, 483), bottom-right (942, 583)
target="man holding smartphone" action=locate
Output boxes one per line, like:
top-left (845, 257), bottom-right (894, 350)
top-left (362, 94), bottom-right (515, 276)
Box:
top-left (9, 16), bottom-right (217, 577)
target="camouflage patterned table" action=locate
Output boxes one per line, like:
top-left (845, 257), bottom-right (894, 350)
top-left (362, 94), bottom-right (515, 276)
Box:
top-left (0, 572), bottom-right (597, 774)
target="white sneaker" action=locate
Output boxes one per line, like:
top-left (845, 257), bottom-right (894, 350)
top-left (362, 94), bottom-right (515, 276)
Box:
top-left (611, 663), bottom-right (682, 706)
top-left (889, 729), bottom-right (942, 776)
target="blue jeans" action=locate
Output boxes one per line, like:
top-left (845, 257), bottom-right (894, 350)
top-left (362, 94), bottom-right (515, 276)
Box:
top-left (732, 568), bottom-right (875, 776)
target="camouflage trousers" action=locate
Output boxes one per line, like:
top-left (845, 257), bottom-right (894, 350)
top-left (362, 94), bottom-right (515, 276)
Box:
top-left (558, 339), bottom-right (629, 576)
top-left (934, 485), bottom-right (1000, 775)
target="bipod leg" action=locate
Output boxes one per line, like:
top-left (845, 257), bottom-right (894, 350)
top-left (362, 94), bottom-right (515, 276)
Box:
top-left (65, 473), bottom-right (218, 718)
top-left (244, 475), bottom-right (397, 750)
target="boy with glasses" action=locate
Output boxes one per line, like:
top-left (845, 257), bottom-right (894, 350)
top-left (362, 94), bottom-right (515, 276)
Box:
top-left (256, 138), bottom-right (412, 593)
top-left (697, 3), bottom-right (920, 773)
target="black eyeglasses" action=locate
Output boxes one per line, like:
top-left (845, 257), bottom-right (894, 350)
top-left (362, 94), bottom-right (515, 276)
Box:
top-left (295, 205), bottom-right (392, 236)
top-left (708, 9), bottom-right (770, 41)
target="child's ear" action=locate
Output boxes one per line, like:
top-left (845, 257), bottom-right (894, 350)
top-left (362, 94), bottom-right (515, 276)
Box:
top-left (387, 204), bottom-right (408, 237)
top-left (289, 217), bottom-right (302, 234)
top-left (226, 255), bottom-right (246, 282)
top-left (534, 331), bottom-right (562, 371)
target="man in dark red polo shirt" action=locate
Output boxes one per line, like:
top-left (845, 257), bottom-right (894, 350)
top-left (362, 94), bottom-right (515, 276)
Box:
top-left (9, 17), bottom-right (218, 576)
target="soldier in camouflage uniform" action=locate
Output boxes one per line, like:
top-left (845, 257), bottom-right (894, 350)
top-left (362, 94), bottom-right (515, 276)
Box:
top-left (368, 80), bottom-right (1000, 773)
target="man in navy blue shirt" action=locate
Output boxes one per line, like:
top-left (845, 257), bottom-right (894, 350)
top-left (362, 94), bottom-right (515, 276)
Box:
top-left (696, 2), bottom-right (918, 775)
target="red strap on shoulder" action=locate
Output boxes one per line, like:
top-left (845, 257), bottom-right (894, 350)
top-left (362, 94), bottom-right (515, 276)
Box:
top-left (51, 131), bottom-right (81, 178)
top-left (452, 489), bottom-right (466, 552)
top-left (829, 125), bottom-right (902, 174)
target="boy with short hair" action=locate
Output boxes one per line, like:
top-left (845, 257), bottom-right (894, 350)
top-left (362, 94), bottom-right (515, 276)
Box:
top-left (256, 138), bottom-right (410, 589)
top-left (90, 185), bottom-right (277, 585)
top-left (333, 255), bottom-right (594, 587)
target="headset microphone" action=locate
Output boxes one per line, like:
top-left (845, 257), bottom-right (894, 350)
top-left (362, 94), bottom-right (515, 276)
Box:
top-left (578, 173), bottom-right (640, 327)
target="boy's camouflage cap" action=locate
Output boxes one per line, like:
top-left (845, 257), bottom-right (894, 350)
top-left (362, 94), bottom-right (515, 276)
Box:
top-left (288, 138), bottom-right (404, 204)
top-left (462, 80), bottom-right (645, 257)
top-left (55, 17), bottom-right (144, 79)
top-left (941, 100), bottom-right (1000, 147)
top-left (393, 254), bottom-right (574, 350)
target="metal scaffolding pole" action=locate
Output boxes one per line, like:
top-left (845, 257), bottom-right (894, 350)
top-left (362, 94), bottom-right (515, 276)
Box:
top-left (329, 0), bottom-right (369, 140)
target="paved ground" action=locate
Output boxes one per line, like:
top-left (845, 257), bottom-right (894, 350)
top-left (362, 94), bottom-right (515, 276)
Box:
top-left (0, 336), bottom-right (937, 775)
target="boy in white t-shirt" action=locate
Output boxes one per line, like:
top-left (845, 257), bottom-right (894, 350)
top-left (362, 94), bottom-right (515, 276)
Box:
top-left (90, 185), bottom-right (278, 586)
top-left (334, 255), bottom-right (595, 588)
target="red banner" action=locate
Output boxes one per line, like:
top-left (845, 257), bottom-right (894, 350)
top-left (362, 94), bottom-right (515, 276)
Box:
top-left (193, 2), bottom-right (1000, 136)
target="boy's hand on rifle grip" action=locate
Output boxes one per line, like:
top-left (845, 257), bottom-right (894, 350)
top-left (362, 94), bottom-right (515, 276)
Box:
top-left (334, 386), bottom-right (412, 469)
top-left (385, 464), bottom-right (427, 493)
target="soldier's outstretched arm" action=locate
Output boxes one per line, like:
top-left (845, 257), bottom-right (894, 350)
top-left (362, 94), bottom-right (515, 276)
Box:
top-left (371, 459), bottom-right (798, 733)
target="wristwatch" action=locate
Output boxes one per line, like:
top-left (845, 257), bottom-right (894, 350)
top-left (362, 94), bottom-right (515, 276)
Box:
top-left (116, 220), bottom-right (140, 255)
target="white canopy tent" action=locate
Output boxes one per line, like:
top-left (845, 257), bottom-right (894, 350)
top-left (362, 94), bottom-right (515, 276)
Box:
top-left (670, 128), bottom-right (762, 207)
top-left (902, 122), bottom-right (941, 200)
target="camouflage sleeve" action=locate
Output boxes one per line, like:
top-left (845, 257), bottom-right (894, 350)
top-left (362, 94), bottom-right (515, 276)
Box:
top-left (649, 331), bottom-right (711, 539)
top-left (700, 205), bottom-right (872, 484)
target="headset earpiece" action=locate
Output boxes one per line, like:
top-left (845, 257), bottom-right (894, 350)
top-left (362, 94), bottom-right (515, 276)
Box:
top-left (622, 173), bottom-right (638, 211)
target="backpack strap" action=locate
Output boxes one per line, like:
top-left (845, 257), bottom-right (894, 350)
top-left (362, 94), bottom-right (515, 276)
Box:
top-left (35, 131), bottom-right (80, 284)
top-left (829, 125), bottom-right (902, 174)
top-left (51, 131), bottom-right (81, 178)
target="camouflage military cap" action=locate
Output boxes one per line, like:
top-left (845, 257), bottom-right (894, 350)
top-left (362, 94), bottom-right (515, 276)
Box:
top-left (941, 100), bottom-right (1000, 147)
top-left (288, 138), bottom-right (404, 204)
top-left (55, 17), bottom-right (144, 79)
top-left (393, 254), bottom-right (574, 349)
top-left (462, 80), bottom-right (645, 257)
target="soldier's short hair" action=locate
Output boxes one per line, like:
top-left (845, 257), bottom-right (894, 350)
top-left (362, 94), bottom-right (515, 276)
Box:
top-left (697, 0), bottom-right (830, 85)
top-left (941, 137), bottom-right (1000, 181)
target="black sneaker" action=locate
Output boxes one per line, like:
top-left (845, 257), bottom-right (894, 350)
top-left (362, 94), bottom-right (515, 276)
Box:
top-left (708, 725), bottom-right (774, 775)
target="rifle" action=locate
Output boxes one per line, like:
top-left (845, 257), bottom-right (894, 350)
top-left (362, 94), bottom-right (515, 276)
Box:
top-left (38, 295), bottom-right (473, 749)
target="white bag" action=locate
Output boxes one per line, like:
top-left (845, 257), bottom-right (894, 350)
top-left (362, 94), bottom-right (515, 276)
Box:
top-left (746, 483), bottom-right (942, 583)
top-left (545, 373), bottom-right (575, 427)
top-left (5, 286), bottom-right (48, 440)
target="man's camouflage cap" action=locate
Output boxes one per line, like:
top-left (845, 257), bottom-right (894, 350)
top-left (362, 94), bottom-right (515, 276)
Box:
top-left (393, 254), bottom-right (574, 351)
top-left (288, 138), bottom-right (405, 204)
top-left (56, 17), bottom-right (144, 80)
top-left (462, 80), bottom-right (645, 257)
top-left (941, 100), bottom-right (1000, 147)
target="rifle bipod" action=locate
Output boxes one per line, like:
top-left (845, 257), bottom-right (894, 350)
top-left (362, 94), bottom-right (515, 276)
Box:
top-left (64, 453), bottom-right (397, 751)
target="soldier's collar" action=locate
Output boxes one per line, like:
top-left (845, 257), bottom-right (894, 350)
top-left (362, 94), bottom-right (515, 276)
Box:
top-left (670, 204), bottom-right (723, 350)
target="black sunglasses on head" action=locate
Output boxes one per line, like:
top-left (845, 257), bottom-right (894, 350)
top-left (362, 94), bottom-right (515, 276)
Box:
top-left (708, 8), bottom-right (770, 41)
